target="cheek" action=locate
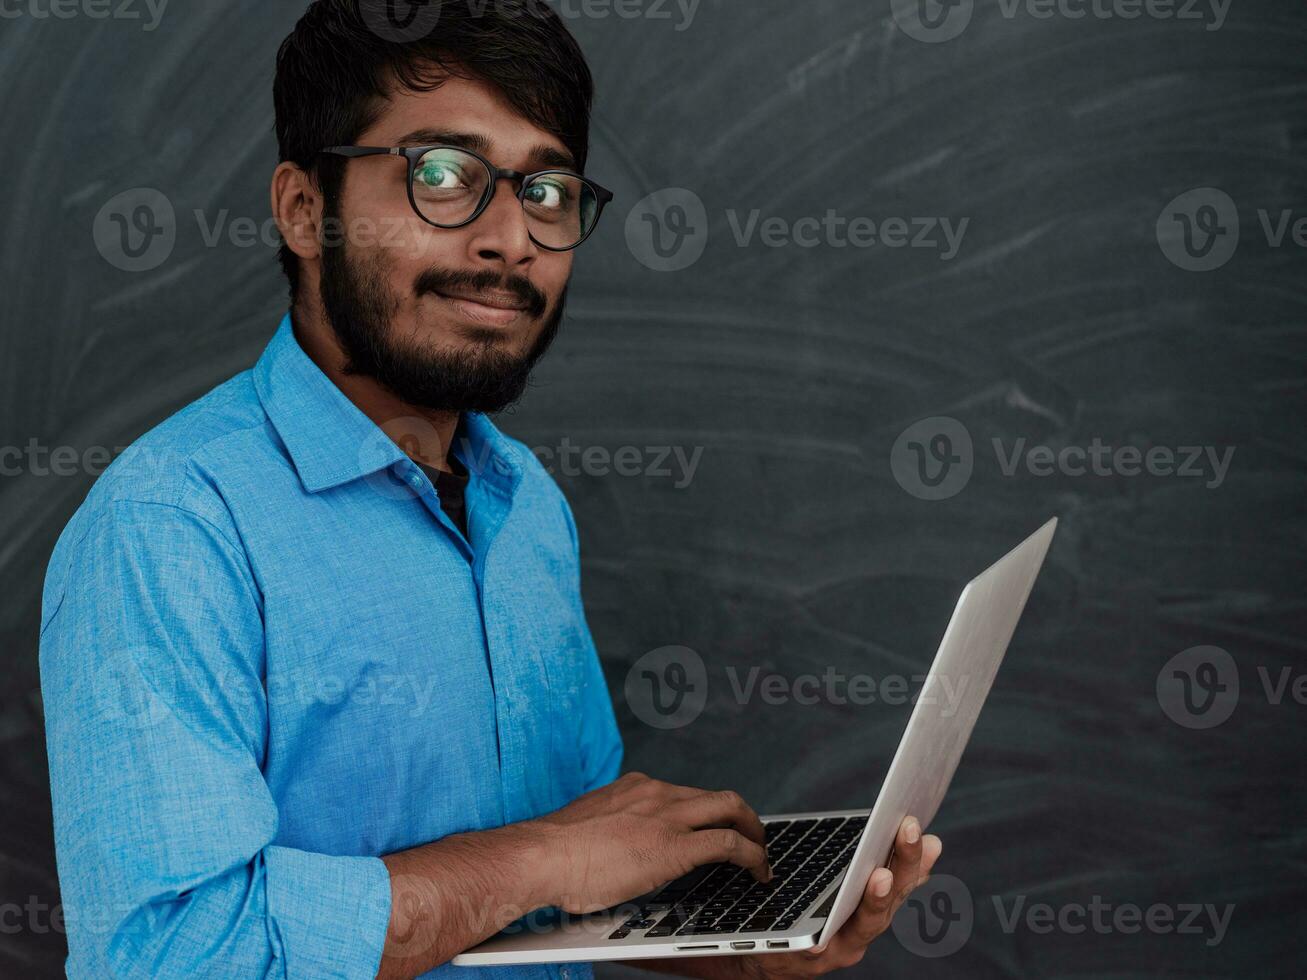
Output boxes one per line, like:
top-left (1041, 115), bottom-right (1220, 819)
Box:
top-left (387, 215), bottom-right (461, 272)
top-left (539, 254), bottom-right (574, 302)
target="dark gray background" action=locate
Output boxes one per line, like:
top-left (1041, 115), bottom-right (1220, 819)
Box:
top-left (2, 0), bottom-right (1304, 976)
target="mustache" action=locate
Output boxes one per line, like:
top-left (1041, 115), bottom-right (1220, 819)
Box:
top-left (414, 267), bottom-right (549, 319)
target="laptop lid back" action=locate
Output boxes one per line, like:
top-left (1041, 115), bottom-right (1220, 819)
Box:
top-left (816, 517), bottom-right (1058, 948)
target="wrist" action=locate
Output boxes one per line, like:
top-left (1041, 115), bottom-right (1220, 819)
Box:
top-left (513, 818), bottom-right (567, 910)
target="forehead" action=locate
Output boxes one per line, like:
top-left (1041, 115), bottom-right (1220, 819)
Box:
top-left (361, 71), bottom-right (572, 168)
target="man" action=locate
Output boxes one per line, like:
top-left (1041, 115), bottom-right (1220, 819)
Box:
top-left (39, 2), bottom-right (941, 978)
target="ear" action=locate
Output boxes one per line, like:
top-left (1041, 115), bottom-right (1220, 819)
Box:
top-left (271, 161), bottom-right (323, 265)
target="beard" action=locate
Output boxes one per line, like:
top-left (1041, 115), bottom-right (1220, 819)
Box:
top-left (318, 216), bottom-right (565, 415)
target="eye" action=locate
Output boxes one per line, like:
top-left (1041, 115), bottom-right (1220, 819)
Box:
top-left (524, 179), bottom-right (570, 212)
top-left (415, 161), bottom-right (469, 191)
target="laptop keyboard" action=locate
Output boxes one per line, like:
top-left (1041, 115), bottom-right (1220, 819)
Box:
top-left (608, 815), bottom-right (867, 940)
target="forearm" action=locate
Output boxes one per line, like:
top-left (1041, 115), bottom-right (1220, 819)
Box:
top-left (376, 821), bottom-right (558, 980)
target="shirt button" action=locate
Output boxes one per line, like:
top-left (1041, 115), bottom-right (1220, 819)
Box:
top-left (560, 969), bottom-right (572, 980)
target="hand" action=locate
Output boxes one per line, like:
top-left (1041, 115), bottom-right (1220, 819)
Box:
top-left (531, 771), bottom-right (773, 914)
top-left (737, 816), bottom-right (942, 978)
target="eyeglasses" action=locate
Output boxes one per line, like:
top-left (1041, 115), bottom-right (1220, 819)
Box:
top-left (319, 144), bottom-right (614, 252)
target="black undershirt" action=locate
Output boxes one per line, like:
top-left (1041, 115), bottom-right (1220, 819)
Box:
top-left (417, 456), bottom-right (471, 541)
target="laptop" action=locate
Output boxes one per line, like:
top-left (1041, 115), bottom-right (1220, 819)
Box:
top-left (454, 517), bottom-right (1058, 966)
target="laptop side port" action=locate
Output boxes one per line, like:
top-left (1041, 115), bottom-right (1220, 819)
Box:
top-left (675, 944), bottom-right (720, 952)
top-left (766, 940), bottom-right (790, 949)
top-left (730, 941), bottom-right (756, 950)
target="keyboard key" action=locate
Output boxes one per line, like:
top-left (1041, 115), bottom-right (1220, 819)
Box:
top-left (677, 923), bottom-right (721, 936)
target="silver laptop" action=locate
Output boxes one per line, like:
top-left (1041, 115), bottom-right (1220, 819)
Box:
top-left (454, 517), bottom-right (1058, 966)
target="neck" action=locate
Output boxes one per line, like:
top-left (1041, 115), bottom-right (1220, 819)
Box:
top-left (290, 299), bottom-right (461, 474)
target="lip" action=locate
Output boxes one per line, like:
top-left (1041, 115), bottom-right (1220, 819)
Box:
top-left (433, 289), bottom-right (529, 327)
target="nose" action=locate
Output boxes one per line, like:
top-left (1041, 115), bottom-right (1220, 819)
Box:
top-left (464, 177), bottom-right (537, 270)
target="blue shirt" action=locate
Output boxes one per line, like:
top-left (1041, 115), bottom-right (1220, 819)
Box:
top-left (38, 314), bottom-right (624, 979)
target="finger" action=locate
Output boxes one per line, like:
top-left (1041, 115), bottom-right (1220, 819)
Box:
top-left (665, 790), bottom-right (768, 849)
top-left (682, 827), bottom-right (771, 881)
top-left (840, 865), bottom-right (896, 945)
top-left (803, 929), bottom-right (867, 970)
top-left (919, 834), bottom-right (943, 876)
top-left (888, 824), bottom-right (939, 895)
top-left (889, 835), bottom-right (942, 916)
top-left (888, 816), bottom-right (924, 877)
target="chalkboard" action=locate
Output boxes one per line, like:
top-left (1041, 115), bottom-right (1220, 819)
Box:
top-left (1, 1), bottom-right (1303, 976)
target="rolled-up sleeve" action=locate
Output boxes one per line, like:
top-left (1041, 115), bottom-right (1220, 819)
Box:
top-left (38, 498), bottom-right (392, 979)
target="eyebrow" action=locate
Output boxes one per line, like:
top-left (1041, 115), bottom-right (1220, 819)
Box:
top-left (393, 128), bottom-right (577, 172)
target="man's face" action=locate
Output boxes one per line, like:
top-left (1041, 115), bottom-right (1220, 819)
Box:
top-left (319, 72), bottom-right (578, 413)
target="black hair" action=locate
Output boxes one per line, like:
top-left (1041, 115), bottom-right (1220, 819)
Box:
top-left (273, 0), bottom-right (594, 297)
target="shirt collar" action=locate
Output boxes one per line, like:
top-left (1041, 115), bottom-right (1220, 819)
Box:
top-left (253, 313), bottom-right (524, 497)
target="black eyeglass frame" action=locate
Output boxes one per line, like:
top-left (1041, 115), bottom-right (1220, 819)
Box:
top-left (319, 144), bottom-right (615, 252)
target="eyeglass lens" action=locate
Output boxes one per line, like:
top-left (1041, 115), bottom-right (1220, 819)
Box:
top-left (411, 147), bottom-right (600, 249)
